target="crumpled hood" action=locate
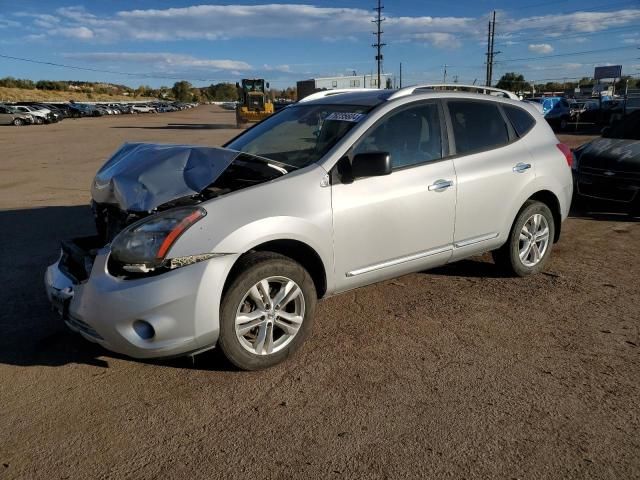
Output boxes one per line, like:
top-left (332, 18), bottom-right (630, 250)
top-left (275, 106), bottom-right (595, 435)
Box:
top-left (576, 137), bottom-right (640, 171)
top-left (91, 143), bottom-right (240, 212)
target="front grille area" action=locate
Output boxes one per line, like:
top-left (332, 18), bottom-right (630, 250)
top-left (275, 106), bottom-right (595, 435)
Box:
top-left (580, 166), bottom-right (640, 182)
top-left (577, 172), bottom-right (639, 202)
top-left (66, 315), bottom-right (104, 340)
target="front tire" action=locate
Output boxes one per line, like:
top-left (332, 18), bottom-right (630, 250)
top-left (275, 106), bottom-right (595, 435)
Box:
top-left (218, 252), bottom-right (316, 370)
top-left (12, 118), bottom-right (24, 126)
top-left (493, 200), bottom-right (555, 276)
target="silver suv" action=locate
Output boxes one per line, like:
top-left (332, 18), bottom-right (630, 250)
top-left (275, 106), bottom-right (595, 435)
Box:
top-left (45, 86), bottom-right (573, 370)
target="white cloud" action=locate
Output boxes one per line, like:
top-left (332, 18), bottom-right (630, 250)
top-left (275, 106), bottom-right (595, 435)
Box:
top-left (263, 64), bottom-right (292, 73)
top-left (25, 34), bottom-right (46, 41)
top-left (408, 32), bottom-right (462, 48)
top-left (56, 6), bottom-right (97, 22)
top-left (6, 3), bottom-right (640, 58)
top-left (64, 52), bottom-right (252, 71)
top-left (0, 16), bottom-right (21, 28)
top-left (54, 26), bottom-right (95, 39)
top-left (504, 9), bottom-right (640, 34)
top-left (528, 43), bottom-right (554, 54)
top-left (565, 37), bottom-right (588, 44)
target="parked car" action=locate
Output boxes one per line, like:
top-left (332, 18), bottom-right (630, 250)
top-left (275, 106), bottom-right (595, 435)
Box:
top-left (542, 97), bottom-right (572, 130)
top-left (34, 103), bottom-right (65, 121)
top-left (73, 103), bottom-right (103, 117)
top-left (45, 87), bottom-right (573, 370)
top-left (573, 111), bottom-right (640, 216)
top-left (131, 104), bottom-right (156, 113)
top-left (62, 103), bottom-right (86, 118)
top-left (0, 105), bottom-right (33, 125)
top-left (11, 105), bottom-right (51, 124)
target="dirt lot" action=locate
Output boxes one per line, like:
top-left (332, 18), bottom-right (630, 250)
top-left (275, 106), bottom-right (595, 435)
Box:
top-left (0, 106), bottom-right (638, 479)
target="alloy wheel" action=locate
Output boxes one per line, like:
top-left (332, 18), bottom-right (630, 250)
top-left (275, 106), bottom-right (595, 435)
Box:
top-left (519, 213), bottom-right (550, 267)
top-left (235, 276), bottom-right (305, 355)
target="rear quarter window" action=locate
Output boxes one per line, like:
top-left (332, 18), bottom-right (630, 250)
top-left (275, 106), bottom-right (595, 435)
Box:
top-left (503, 105), bottom-right (536, 137)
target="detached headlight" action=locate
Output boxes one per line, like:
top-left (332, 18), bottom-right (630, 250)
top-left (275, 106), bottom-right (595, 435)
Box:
top-left (111, 207), bottom-right (206, 272)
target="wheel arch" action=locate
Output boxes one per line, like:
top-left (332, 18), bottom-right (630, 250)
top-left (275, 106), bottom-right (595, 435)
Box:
top-left (223, 239), bottom-right (328, 299)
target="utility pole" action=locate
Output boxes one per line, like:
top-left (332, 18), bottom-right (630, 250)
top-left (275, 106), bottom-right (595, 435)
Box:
top-left (372, 0), bottom-right (385, 89)
top-left (399, 62), bottom-right (402, 88)
top-left (442, 64), bottom-right (448, 83)
top-left (485, 11), bottom-right (501, 86)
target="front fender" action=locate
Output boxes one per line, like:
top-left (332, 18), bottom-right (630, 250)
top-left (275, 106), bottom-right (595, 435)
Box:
top-left (165, 164), bottom-right (334, 289)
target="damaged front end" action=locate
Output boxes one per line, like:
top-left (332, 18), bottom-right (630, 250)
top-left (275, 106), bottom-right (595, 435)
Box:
top-left (91, 142), bottom-right (290, 245)
top-left (45, 142), bottom-right (291, 350)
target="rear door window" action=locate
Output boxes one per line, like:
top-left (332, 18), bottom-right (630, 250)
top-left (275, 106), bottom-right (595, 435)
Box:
top-left (447, 100), bottom-right (510, 155)
top-left (503, 105), bottom-right (536, 137)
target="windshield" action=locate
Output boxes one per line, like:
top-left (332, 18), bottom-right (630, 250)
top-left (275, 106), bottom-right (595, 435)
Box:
top-left (225, 104), bottom-right (371, 168)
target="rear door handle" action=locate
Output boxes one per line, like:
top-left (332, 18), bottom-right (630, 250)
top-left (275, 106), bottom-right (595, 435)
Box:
top-left (428, 179), bottom-right (454, 191)
top-left (513, 162), bottom-right (531, 173)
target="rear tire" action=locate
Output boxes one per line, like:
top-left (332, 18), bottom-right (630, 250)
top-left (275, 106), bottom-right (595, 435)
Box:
top-left (492, 200), bottom-right (555, 276)
top-left (218, 252), bottom-right (316, 370)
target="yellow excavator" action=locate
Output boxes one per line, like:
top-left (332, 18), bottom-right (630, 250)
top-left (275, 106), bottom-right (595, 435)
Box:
top-left (235, 78), bottom-right (274, 128)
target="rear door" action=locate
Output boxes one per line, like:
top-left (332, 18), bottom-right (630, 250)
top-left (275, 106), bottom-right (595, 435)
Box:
top-left (444, 99), bottom-right (536, 260)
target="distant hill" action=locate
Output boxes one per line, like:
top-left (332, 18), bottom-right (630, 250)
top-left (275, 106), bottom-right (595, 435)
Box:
top-left (0, 77), bottom-right (162, 102)
top-left (0, 86), bottom-right (156, 102)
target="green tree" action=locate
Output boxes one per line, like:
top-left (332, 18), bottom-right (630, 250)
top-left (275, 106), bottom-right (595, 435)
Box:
top-left (172, 81), bottom-right (193, 102)
top-left (496, 72), bottom-right (526, 92)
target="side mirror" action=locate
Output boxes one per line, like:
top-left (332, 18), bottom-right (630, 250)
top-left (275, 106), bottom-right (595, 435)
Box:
top-left (266, 82), bottom-right (270, 89)
top-left (351, 152), bottom-right (392, 179)
top-left (235, 82), bottom-right (240, 89)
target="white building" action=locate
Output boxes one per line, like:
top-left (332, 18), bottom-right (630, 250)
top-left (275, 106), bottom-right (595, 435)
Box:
top-left (297, 74), bottom-right (393, 100)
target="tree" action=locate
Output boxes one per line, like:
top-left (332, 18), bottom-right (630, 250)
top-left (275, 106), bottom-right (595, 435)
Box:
top-left (172, 81), bottom-right (193, 102)
top-left (496, 72), bottom-right (526, 93)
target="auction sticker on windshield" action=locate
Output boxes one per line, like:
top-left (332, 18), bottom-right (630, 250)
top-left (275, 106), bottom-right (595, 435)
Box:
top-left (325, 112), bottom-right (366, 122)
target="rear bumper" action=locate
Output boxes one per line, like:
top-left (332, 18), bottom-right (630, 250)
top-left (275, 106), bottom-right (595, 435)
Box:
top-left (45, 238), bottom-right (239, 359)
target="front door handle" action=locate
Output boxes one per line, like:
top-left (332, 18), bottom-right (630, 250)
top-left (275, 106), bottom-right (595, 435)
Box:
top-left (428, 179), bottom-right (454, 191)
top-left (513, 162), bottom-right (531, 173)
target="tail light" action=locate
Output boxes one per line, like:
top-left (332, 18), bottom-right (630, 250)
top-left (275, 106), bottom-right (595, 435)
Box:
top-left (556, 143), bottom-right (573, 168)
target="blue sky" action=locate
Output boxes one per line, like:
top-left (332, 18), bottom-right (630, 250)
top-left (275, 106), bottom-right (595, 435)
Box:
top-left (0, 0), bottom-right (639, 88)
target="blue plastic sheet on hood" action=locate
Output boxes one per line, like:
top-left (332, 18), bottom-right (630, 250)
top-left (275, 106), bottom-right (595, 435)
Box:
top-left (91, 143), bottom-right (240, 212)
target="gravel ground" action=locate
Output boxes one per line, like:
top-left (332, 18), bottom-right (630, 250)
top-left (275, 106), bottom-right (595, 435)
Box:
top-left (0, 106), bottom-right (638, 479)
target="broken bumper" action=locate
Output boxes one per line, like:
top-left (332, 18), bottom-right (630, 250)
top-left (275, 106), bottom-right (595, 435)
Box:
top-left (44, 238), bottom-right (239, 359)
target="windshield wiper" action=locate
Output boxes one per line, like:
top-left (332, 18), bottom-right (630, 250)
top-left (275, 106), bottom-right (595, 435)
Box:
top-left (234, 151), bottom-right (299, 172)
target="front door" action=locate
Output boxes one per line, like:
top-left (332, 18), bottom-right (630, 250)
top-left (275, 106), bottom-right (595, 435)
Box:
top-left (331, 101), bottom-right (456, 292)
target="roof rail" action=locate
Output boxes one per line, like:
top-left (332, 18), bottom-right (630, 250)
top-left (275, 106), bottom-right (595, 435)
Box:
top-left (297, 88), bottom-right (373, 103)
top-left (388, 84), bottom-right (521, 101)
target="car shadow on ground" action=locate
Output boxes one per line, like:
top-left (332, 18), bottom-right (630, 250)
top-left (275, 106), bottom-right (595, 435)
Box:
top-left (112, 123), bottom-right (238, 130)
top-left (569, 204), bottom-right (639, 222)
top-left (426, 258), bottom-right (510, 279)
top-left (0, 205), bottom-right (236, 371)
